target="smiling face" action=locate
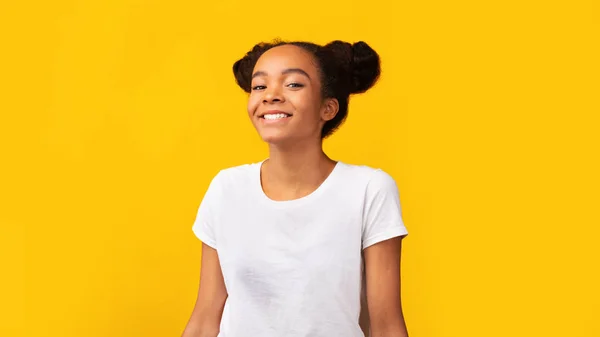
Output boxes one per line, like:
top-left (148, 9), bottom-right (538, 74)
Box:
top-left (247, 44), bottom-right (338, 145)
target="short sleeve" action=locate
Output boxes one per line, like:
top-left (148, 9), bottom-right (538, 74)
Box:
top-left (191, 171), bottom-right (222, 249)
top-left (362, 169), bottom-right (409, 249)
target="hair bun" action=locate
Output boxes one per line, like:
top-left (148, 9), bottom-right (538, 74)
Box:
top-left (323, 40), bottom-right (381, 94)
top-left (349, 41), bottom-right (381, 94)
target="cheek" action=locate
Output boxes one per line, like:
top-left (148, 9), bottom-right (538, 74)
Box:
top-left (247, 94), bottom-right (260, 116)
top-left (294, 92), bottom-right (322, 121)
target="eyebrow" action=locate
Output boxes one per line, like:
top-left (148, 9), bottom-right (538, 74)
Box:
top-left (251, 68), bottom-right (311, 80)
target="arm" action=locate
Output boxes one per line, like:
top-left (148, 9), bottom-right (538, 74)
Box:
top-left (182, 243), bottom-right (228, 337)
top-left (364, 237), bottom-right (408, 337)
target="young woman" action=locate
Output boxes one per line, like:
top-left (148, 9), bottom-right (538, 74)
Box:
top-left (182, 39), bottom-right (409, 337)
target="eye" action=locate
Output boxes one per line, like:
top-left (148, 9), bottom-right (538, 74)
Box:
top-left (287, 82), bottom-right (304, 88)
top-left (251, 85), bottom-right (266, 91)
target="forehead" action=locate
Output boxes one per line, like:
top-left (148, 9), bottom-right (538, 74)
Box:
top-left (253, 44), bottom-right (317, 75)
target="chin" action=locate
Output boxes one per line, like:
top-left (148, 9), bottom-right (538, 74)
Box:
top-left (260, 134), bottom-right (289, 145)
top-left (257, 128), bottom-right (318, 146)
top-left (257, 129), bottom-right (294, 144)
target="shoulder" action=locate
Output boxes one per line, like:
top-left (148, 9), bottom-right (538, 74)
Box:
top-left (337, 162), bottom-right (398, 190)
top-left (207, 161), bottom-right (260, 191)
top-left (216, 161), bottom-right (257, 179)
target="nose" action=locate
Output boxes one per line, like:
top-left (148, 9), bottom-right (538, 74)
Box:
top-left (263, 86), bottom-right (284, 104)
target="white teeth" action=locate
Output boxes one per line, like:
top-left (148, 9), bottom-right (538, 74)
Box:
top-left (263, 113), bottom-right (289, 120)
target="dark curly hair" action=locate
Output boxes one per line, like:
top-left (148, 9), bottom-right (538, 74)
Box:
top-left (233, 39), bottom-right (381, 138)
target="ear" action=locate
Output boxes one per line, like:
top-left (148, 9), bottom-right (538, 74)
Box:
top-left (321, 98), bottom-right (339, 122)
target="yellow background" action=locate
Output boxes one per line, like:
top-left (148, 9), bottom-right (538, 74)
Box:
top-left (1, 1), bottom-right (598, 336)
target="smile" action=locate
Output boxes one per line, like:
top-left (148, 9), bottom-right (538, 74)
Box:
top-left (262, 113), bottom-right (291, 120)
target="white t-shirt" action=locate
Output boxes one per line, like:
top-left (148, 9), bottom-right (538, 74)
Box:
top-left (192, 160), bottom-right (408, 337)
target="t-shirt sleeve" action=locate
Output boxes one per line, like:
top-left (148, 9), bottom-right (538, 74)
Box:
top-left (191, 171), bottom-right (222, 249)
top-left (362, 169), bottom-right (409, 249)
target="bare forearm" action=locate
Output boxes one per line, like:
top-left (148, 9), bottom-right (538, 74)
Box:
top-left (370, 314), bottom-right (409, 337)
top-left (181, 309), bottom-right (220, 337)
top-left (185, 244), bottom-right (226, 337)
top-left (370, 325), bottom-right (409, 337)
top-left (181, 321), bottom-right (219, 337)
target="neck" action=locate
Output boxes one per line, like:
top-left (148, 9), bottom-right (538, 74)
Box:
top-left (263, 137), bottom-right (336, 191)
